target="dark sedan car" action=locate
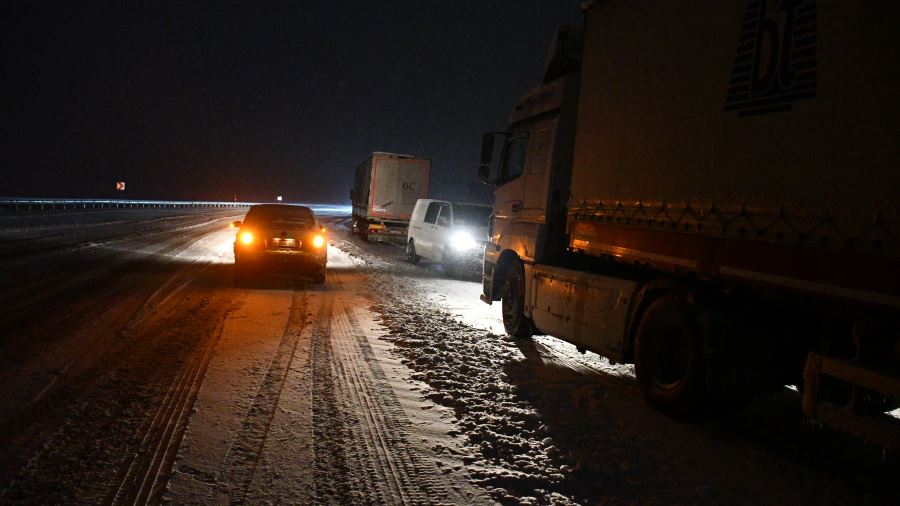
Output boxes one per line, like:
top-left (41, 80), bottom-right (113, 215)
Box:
top-left (232, 204), bottom-right (328, 284)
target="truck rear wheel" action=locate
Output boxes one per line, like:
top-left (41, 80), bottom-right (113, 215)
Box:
top-left (634, 294), bottom-right (706, 417)
top-left (501, 258), bottom-right (532, 339)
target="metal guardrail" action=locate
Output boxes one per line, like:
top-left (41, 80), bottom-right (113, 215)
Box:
top-left (0, 198), bottom-right (353, 217)
top-left (0, 198), bottom-right (252, 211)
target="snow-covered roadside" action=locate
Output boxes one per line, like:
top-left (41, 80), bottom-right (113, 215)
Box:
top-left (369, 285), bottom-right (578, 505)
top-left (338, 236), bottom-right (613, 503)
top-left (322, 237), bottom-right (585, 503)
top-left (407, 275), bottom-right (635, 380)
top-left (333, 229), bottom-right (899, 506)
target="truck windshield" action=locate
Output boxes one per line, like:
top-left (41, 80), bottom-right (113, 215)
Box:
top-left (500, 135), bottom-right (528, 181)
top-left (453, 204), bottom-right (491, 226)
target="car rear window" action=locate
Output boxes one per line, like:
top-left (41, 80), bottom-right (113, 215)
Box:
top-left (244, 205), bottom-right (316, 227)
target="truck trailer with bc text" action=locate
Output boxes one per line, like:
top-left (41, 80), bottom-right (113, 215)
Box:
top-left (351, 152), bottom-right (430, 242)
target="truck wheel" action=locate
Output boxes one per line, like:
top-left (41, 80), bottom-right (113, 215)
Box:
top-left (406, 240), bottom-right (420, 264)
top-left (501, 258), bottom-right (532, 339)
top-left (634, 294), bottom-right (706, 417)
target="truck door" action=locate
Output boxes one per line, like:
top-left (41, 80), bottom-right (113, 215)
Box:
top-left (397, 157), bottom-right (429, 220)
top-left (492, 133), bottom-right (529, 255)
top-left (493, 118), bottom-right (557, 262)
top-left (371, 156), bottom-right (399, 219)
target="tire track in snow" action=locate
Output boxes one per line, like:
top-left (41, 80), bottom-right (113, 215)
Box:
top-left (0, 225), bottom-right (225, 429)
top-left (311, 287), bottom-right (449, 505)
top-left (310, 291), bottom-right (363, 504)
top-left (342, 306), bottom-right (449, 504)
top-left (211, 289), bottom-right (309, 504)
top-left (0, 215), bottom-right (231, 330)
top-left (108, 290), bottom-right (228, 506)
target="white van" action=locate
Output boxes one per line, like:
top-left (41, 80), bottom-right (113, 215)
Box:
top-left (406, 199), bottom-right (491, 269)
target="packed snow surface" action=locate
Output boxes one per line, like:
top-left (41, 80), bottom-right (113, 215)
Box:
top-left (0, 207), bottom-right (897, 505)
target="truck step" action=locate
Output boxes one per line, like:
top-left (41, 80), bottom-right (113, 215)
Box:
top-left (802, 352), bottom-right (900, 452)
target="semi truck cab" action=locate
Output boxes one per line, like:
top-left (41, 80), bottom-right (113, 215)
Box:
top-left (476, 9), bottom-right (900, 448)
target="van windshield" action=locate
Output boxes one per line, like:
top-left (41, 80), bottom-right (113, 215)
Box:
top-left (453, 204), bottom-right (491, 226)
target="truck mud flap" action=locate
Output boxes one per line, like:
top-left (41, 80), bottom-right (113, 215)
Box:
top-left (802, 352), bottom-right (900, 452)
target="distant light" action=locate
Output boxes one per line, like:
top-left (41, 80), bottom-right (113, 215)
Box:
top-left (277, 195), bottom-right (283, 201)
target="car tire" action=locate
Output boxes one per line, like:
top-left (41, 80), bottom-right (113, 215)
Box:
top-left (634, 294), bottom-right (707, 417)
top-left (233, 263), bottom-right (250, 288)
top-left (406, 240), bottom-right (420, 264)
top-left (501, 258), bottom-right (532, 339)
top-left (313, 266), bottom-right (326, 284)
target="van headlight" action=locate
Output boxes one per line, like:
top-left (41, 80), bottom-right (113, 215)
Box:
top-left (451, 231), bottom-right (479, 251)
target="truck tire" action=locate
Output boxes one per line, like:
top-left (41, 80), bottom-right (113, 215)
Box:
top-left (501, 258), bottom-right (532, 339)
top-left (634, 294), bottom-right (706, 417)
top-left (406, 240), bottom-right (420, 264)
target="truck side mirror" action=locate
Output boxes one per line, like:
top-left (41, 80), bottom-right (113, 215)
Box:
top-left (478, 164), bottom-right (492, 184)
top-left (230, 220), bottom-right (242, 228)
top-left (479, 131), bottom-right (504, 185)
top-left (480, 133), bottom-right (494, 165)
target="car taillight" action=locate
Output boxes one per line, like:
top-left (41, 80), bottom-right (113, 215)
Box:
top-left (239, 231), bottom-right (254, 245)
top-left (312, 234), bottom-right (325, 248)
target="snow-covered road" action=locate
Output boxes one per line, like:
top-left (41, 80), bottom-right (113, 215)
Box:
top-left (0, 208), bottom-right (897, 505)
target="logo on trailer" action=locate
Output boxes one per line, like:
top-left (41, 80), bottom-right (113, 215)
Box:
top-left (116, 181), bottom-right (126, 191)
top-left (724, 0), bottom-right (817, 116)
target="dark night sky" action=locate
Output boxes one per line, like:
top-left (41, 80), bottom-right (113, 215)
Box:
top-left (2, 1), bottom-right (581, 203)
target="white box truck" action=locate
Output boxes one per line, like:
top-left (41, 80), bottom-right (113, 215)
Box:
top-left (351, 152), bottom-right (430, 241)
top-left (479, 0), bottom-right (900, 447)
